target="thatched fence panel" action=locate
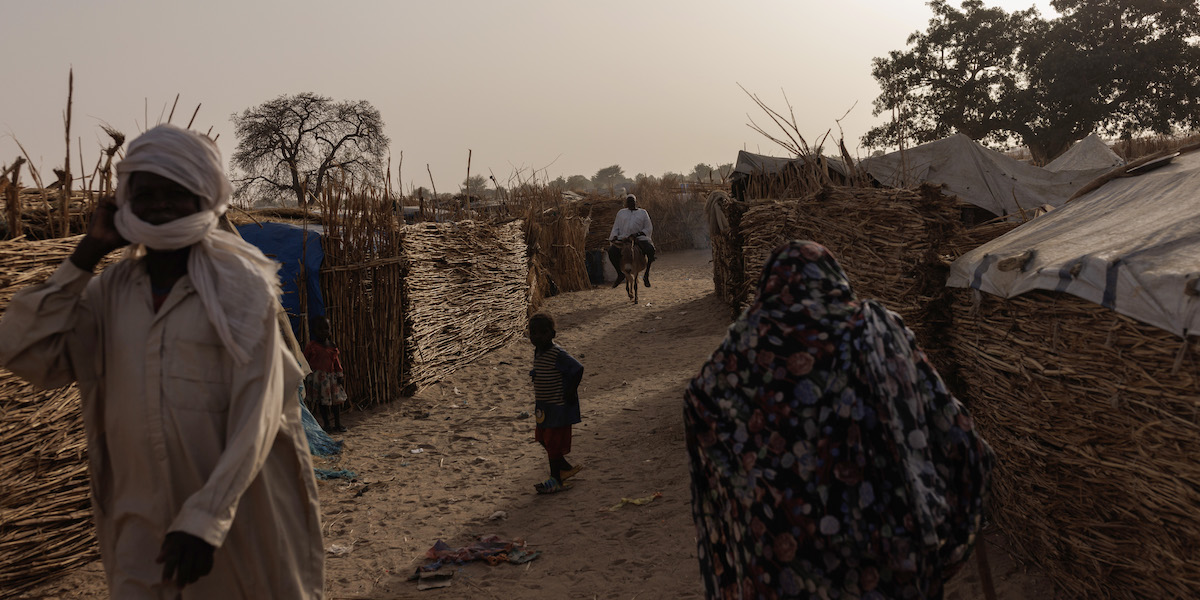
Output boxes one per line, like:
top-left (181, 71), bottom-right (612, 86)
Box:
top-left (0, 236), bottom-right (119, 596)
top-left (523, 196), bottom-right (590, 312)
top-left (950, 289), bottom-right (1200, 599)
top-left (317, 185), bottom-right (406, 407)
top-left (402, 220), bottom-right (528, 391)
top-left (710, 185), bottom-right (998, 381)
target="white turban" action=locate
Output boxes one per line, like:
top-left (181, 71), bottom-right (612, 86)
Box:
top-left (115, 124), bottom-right (280, 364)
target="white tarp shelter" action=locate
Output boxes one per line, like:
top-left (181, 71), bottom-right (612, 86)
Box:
top-left (861, 134), bottom-right (1111, 217)
top-left (947, 149), bottom-right (1200, 338)
top-left (1044, 133), bottom-right (1125, 172)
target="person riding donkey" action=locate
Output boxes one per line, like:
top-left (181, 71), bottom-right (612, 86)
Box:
top-left (607, 194), bottom-right (656, 288)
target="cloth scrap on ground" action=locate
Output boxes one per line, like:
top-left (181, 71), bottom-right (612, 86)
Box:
top-left (417, 535), bottom-right (540, 574)
top-left (300, 390), bottom-right (343, 456)
top-left (313, 468), bottom-right (357, 480)
top-left (608, 491), bottom-right (663, 511)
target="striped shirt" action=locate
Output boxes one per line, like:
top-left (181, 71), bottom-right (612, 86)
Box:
top-left (533, 346), bottom-right (565, 406)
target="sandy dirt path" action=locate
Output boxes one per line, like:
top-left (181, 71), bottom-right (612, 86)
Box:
top-left (22, 248), bottom-right (1051, 599)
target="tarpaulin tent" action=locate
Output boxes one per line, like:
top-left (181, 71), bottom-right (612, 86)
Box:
top-left (861, 134), bottom-right (1111, 218)
top-left (237, 221), bottom-right (326, 337)
top-left (728, 150), bottom-right (852, 200)
top-left (944, 147), bottom-right (1200, 598)
top-left (947, 149), bottom-right (1200, 337)
top-left (1044, 133), bottom-right (1125, 173)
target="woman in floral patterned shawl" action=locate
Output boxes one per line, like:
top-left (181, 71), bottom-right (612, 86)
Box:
top-left (684, 241), bottom-right (994, 600)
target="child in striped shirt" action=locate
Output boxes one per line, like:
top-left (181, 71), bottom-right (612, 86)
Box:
top-left (528, 312), bottom-right (584, 494)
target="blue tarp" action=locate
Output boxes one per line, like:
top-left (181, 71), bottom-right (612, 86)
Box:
top-left (300, 392), bottom-right (344, 457)
top-left (237, 222), bottom-right (326, 337)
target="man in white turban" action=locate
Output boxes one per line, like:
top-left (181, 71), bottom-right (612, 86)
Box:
top-left (0, 124), bottom-right (325, 598)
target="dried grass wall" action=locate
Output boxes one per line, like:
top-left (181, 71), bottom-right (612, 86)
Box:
top-left (317, 184), bottom-right (406, 407)
top-left (0, 236), bottom-right (118, 596)
top-left (402, 220), bottom-right (528, 391)
top-left (707, 192), bottom-right (748, 311)
top-left (0, 189), bottom-right (95, 240)
top-left (713, 186), bottom-right (966, 373)
top-left (950, 289), bottom-right (1200, 599)
top-left (709, 184), bottom-right (1018, 383)
top-left (520, 191), bottom-right (590, 312)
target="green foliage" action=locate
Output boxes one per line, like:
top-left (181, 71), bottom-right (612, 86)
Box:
top-left (591, 165), bottom-right (627, 190)
top-left (461, 174), bottom-right (488, 196)
top-left (866, 0), bottom-right (1200, 163)
top-left (689, 163), bottom-right (714, 181)
top-left (565, 175), bottom-right (590, 191)
top-left (231, 92), bottom-right (389, 206)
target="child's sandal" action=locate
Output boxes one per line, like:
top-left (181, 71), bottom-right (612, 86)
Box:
top-left (534, 478), bottom-right (571, 494)
top-left (560, 465), bottom-right (583, 481)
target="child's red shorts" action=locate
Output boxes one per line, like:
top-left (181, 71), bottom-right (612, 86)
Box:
top-left (535, 425), bottom-right (572, 458)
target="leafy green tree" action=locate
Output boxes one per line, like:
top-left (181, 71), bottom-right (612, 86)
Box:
top-left (566, 175), bottom-right (590, 190)
top-left (690, 163), bottom-right (715, 181)
top-left (461, 174), bottom-right (488, 196)
top-left (591, 165), bottom-right (626, 190)
top-left (865, 0), bottom-right (1200, 163)
top-left (231, 92), bottom-right (389, 207)
top-left (635, 172), bottom-right (659, 185)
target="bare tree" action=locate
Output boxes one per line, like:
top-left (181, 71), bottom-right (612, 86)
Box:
top-left (231, 92), bottom-right (389, 207)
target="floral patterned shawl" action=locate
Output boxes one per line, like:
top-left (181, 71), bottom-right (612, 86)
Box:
top-left (684, 241), bottom-right (994, 599)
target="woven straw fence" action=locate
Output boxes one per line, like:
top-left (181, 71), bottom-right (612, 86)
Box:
top-left (317, 185), bottom-right (406, 407)
top-left (710, 184), bottom-right (1006, 381)
top-left (402, 220), bottom-right (528, 391)
top-left (951, 289), bottom-right (1200, 599)
top-left (523, 197), bottom-right (590, 312)
top-left (1, 189), bottom-right (95, 241)
top-left (0, 236), bottom-right (119, 596)
top-left (707, 193), bottom-right (748, 312)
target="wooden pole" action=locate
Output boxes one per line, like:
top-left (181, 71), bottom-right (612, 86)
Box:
top-left (60, 68), bottom-right (73, 237)
top-left (4, 157), bottom-right (24, 238)
top-left (186, 103), bottom-right (202, 129)
top-left (167, 93), bottom-right (180, 124)
top-left (426, 164), bottom-right (438, 220)
top-left (465, 148), bottom-right (472, 219)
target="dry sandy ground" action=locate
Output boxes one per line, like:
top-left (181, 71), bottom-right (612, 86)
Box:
top-left (23, 249), bottom-right (1053, 599)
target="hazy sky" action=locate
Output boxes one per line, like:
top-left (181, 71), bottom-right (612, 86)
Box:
top-left (1, 0), bottom-right (1054, 194)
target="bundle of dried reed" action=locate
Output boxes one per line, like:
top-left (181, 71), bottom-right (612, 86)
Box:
top-left (706, 192), bottom-right (749, 312)
top-left (402, 220), bottom-right (528, 391)
top-left (316, 181), bottom-right (405, 406)
top-left (0, 235), bottom-right (119, 596)
top-left (715, 184), bottom-right (1015, 382)
top-left (0, 188), bottom-right (95, 240)
top-left (1114, 132), bottom-right (1200, 162)
top-left (950, 289), bottom-right (1200, 599)
top-left (226, 206), bottom-right (321, 228)
top-left (580, 196), bottom-right (625, 252)
top-left (521, 190), bottom-right (590, 309)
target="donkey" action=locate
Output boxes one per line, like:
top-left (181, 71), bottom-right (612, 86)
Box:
top-left (618, 235), bottom-right (647, 304)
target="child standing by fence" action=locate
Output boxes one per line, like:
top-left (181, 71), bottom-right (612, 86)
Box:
top-left (528, 312), bottom-right (584, 493)
top-left (305, 316), bottom-right (348, 433)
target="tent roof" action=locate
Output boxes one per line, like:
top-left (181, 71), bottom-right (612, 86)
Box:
top-left (947, 149), bottom-right (1200, 338)
top-left (860, 134), bottom-right (1111, 217)
top-left (730, 150), bottom-right (851, 180)
top-left (1045, 133), bottom-right (1125, 172)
